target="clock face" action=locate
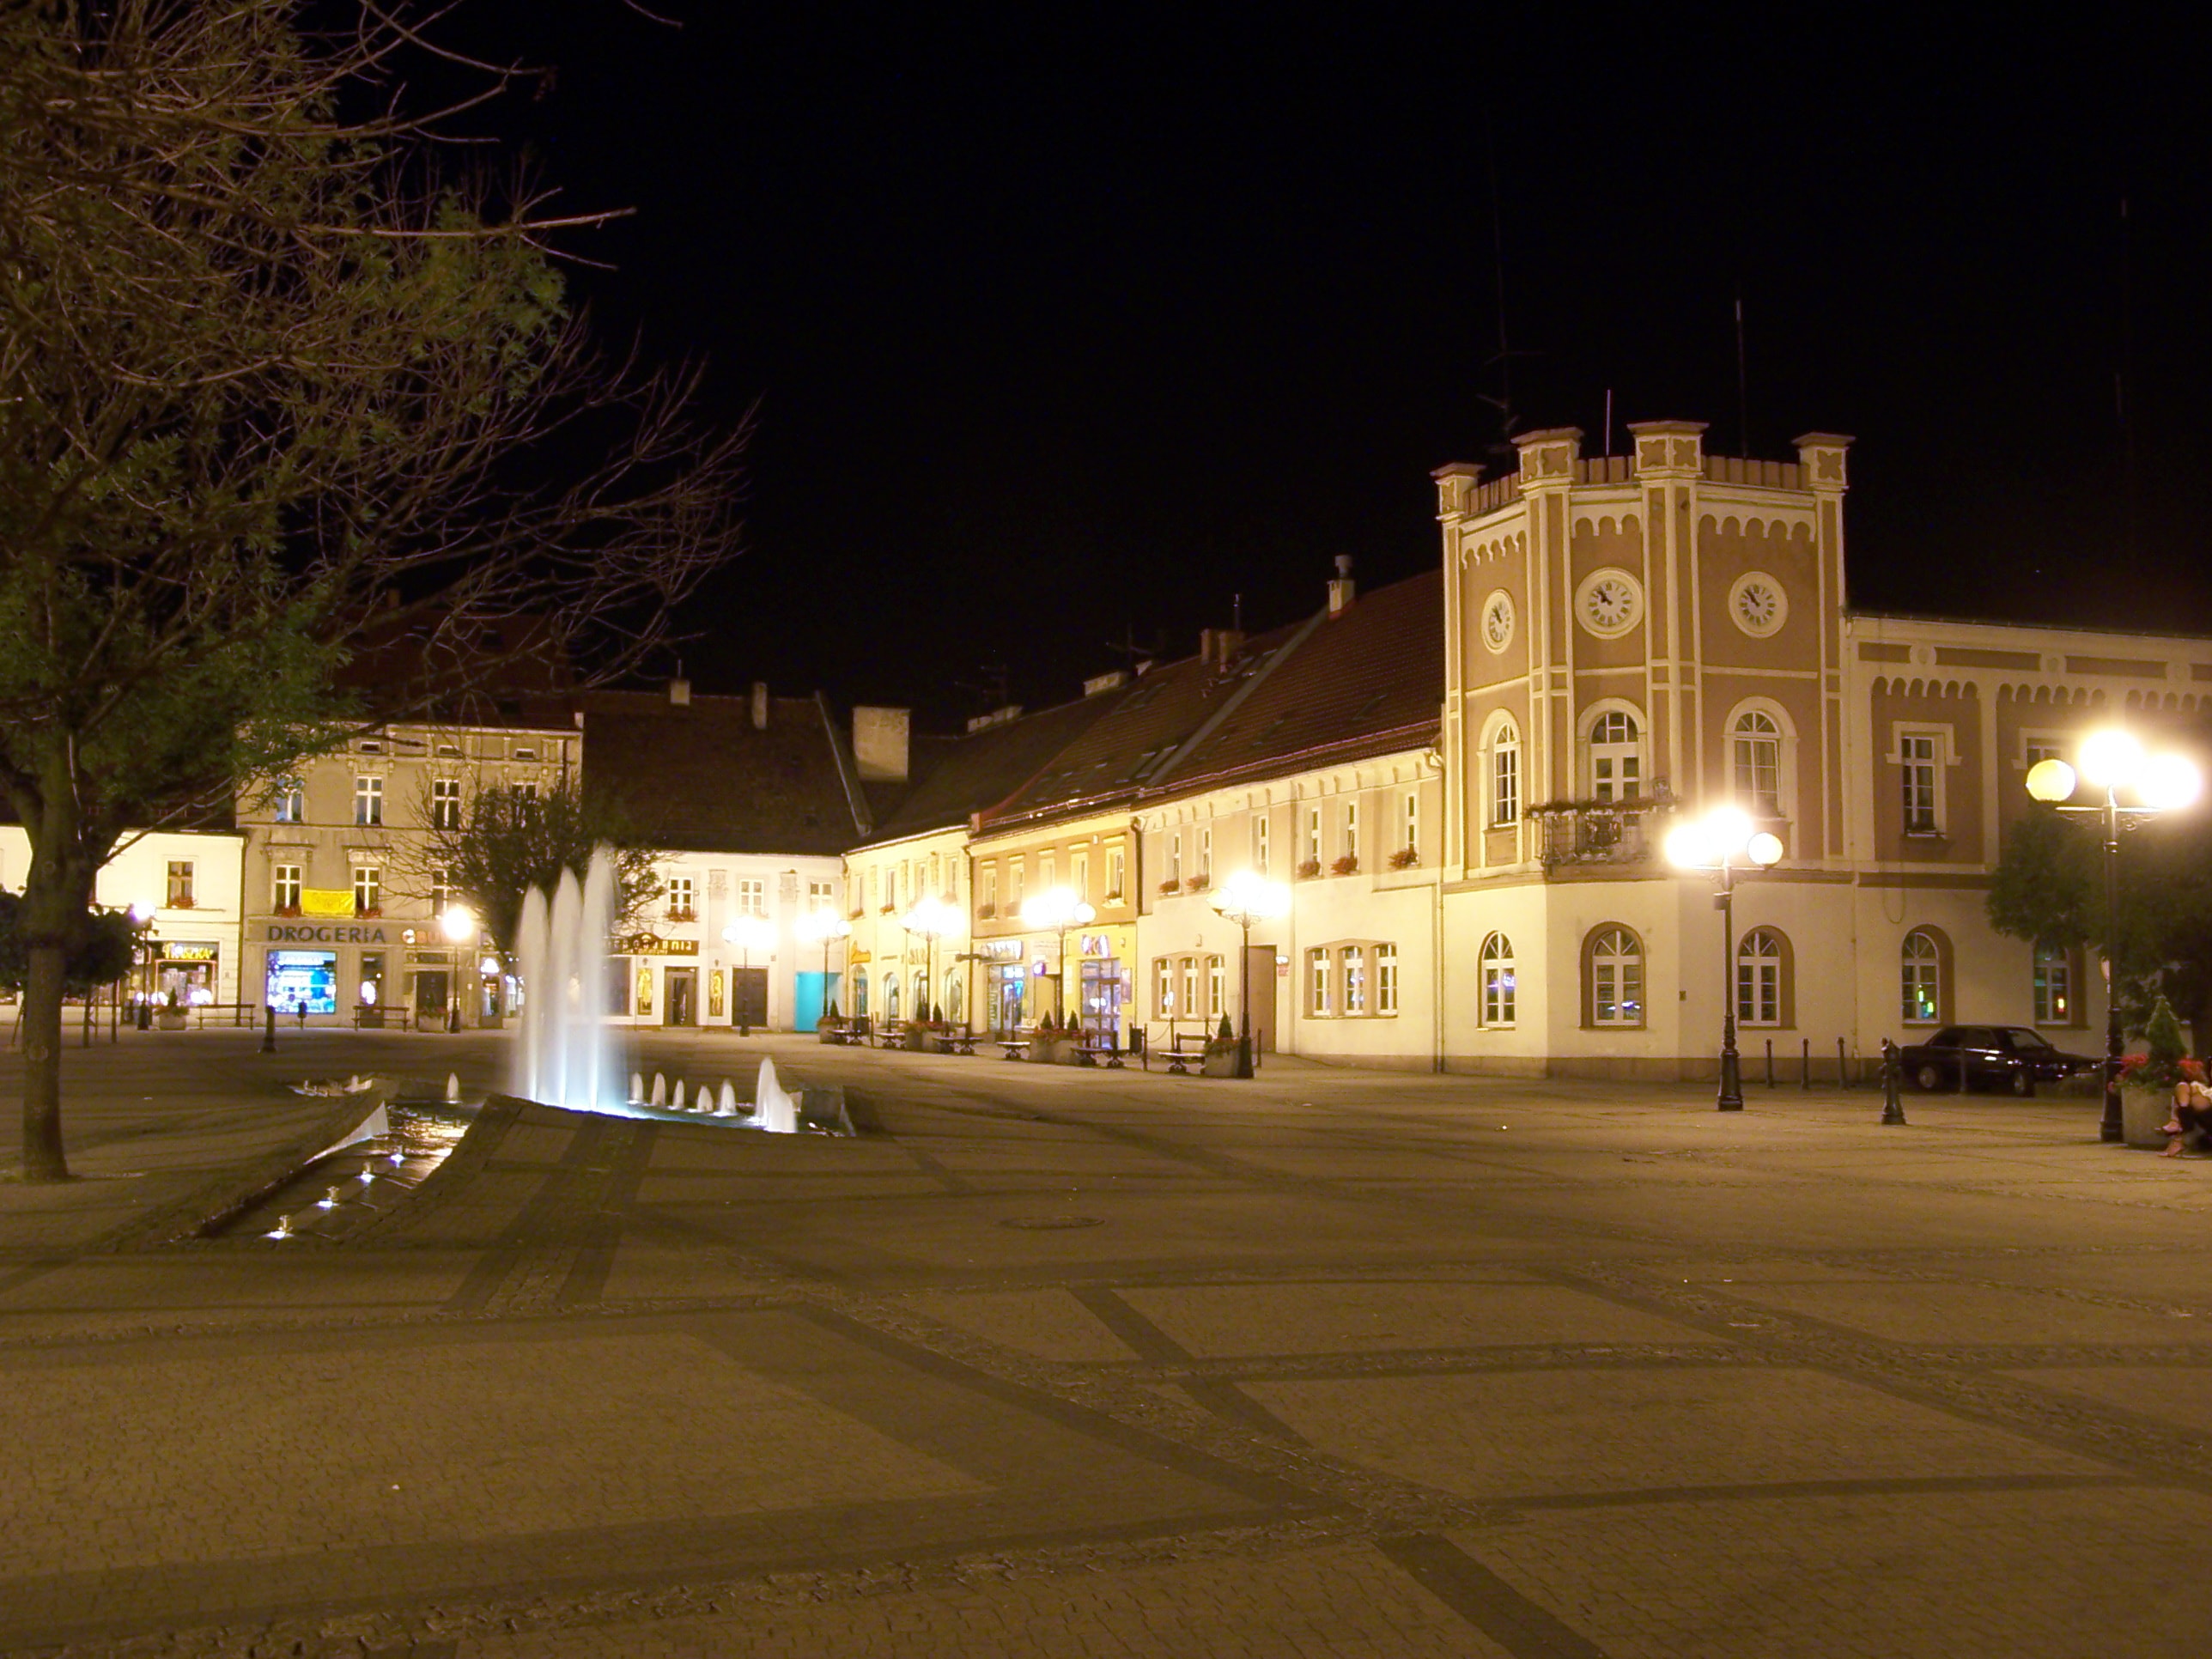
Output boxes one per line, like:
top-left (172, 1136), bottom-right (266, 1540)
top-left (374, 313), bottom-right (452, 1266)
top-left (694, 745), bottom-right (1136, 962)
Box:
top-left (1729, 571), bottom-right (1788, 637)
top-left (1481, 590), bottom-right (1515, 652)
top-left (1576, 568), bottom-right (1643, 638)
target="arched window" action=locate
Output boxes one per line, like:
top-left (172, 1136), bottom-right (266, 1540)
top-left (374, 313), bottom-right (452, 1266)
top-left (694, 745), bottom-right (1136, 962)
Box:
top-left (1731, 711), bottom-right (1782, 818)
top-left (1480, 933), bottom-right (1516, 1027)
top-left (1736, 927), bottom-right (1790, 1026)
top-left (884, 973), bottom-right (901, 1022)
top-left (1489, 717), bottom-right (1521, 826)
top-left (1589, 710), bottom-right (1642, 802)
top-left (852, 969), bottom-right (869, 1018)
top-left (1586, 926), bottom-right (1644, 1028)
top-left (1900, 930), bottom-right (1944, 1024)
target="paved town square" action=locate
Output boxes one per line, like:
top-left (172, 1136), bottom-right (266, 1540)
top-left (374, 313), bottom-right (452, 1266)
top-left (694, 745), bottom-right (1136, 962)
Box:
top-left (3, 1030), bottom-right (2209, 1656)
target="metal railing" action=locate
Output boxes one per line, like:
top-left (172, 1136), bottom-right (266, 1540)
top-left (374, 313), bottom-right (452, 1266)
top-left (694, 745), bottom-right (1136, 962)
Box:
top-left (1529, 796), bottom-right (1676, 867)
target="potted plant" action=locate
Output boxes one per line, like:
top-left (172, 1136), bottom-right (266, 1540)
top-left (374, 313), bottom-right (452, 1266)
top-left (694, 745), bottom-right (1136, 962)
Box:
top-left (817, 998), bottom-right (842, 1042)
top-left (1331, 854), bottom-right (1359, 876)
top-left (2119, 996), bottom-right (2201, 1147)
top-left (1158, 877), bottom-right (1182, 895)
top-left (902, 1000), bottom-right (935, 1049)
top-left (1297, 858), bottom-right (1322, 879)
top-left (156, 988), bottom-right (188, 1030)
top-left (1186, 872), bottom-right (1210, 892)
top-left (1389, 845), bottom-right (1419, 870)
top-left (1200, 1012), bottom-right (1243, 1077)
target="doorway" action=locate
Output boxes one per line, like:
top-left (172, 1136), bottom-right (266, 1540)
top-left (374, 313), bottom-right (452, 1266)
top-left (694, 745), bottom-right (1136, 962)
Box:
top-left (413, 969), bottom-right (449, 1028)
top-left (731, 966), bottom-right (768, 1030)
top-left (1244, 944), bottom-right (1278, 1054)
top-left (664, 966), bottom-right (697, 1027)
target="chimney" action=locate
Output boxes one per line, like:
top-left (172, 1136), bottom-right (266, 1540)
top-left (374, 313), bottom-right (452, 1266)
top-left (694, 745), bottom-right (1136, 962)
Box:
top-left (853, 705), bottom-right (910, 782)
top-left (1328, 555), bottom-right (1355, 616)
top-left (750, 681), bottom-right (769, 730)
top-left (668, 677), bottom-right (691, 707)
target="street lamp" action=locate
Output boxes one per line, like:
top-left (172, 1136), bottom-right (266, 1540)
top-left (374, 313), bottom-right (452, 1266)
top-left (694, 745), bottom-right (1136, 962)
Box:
top-left (1664, 807), bottom-right (1784, 1110)
top-left (1210, 871), bottom-right (1291, 1078)
top-left (793, 908), bottom-right (852, 1026)
top-left (440, 904), bottom-right (476, 1030)
top-left (722, 914), bottom-right (775, 1036)
top-left (1018, 886), bottom-right (1095, 1031)
top-left (902, 894), bottom-right (960, 1024)
top-left (2027, 732), bottom-right (2203, 1142)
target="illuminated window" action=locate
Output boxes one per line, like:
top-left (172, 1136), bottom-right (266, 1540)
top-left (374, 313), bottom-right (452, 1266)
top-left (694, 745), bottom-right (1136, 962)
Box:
top-left (1207, 955), bottom-right (1224, 1018)
top-left (1376, 945), bottom-right (1398, 1013)
top-left (1255, 814), bottom-right (1271, 872)
top-left (1588, 927), bottom-right (1643, 1027)
top-left (431, 778), bottom-right (462, 830)
top-left (1492, 721), bottom-right (1520, 825)
top-left (275, 781), bottom-right (305, 823)
top-left (352, 865), bottom-right (380, 915)
top-left (737, 877), bottom-right (765, 916)
top-left (1732, 713), bottom-right (1782, 817)
top-left (1901, 929), bottom-right (1942, 1023)
top-left (1341, 945), bottom-right (1366, 1013)
top-left (1307, 947), bottom-right (1331, 1016)
top-left (668, 875), bottom-right (695, 920)
top-left (2033, 946), bottom-right (2074, 1024)
top-left (272, 864), bottom-right (302, 911)
top-left (1480, 933), bottom-right (1515, 1027)
top-left (166, 860), bottom-right (194, 908)
top-left (354, 775), bottom-right (384, 827)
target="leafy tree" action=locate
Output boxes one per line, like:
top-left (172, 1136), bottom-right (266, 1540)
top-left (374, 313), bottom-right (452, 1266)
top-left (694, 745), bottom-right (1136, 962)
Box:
top-left (402, 775), bottom-right (661, 962)
top-left (1989, 805), bottom-right (2212, 1054)
top-left (0, 3), bottom-right (744, 1177)
top-left (0, 895), bottom-right (137, 994)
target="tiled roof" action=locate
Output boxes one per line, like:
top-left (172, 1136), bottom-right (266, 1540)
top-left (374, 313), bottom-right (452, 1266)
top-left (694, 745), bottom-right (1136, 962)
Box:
top-left (980, 624), bottom-right (1305, 827)
top-left (868, 694), bottom-right (1131, 844)
top-left (578, 690), bottom-right (863, 856)
top-left (1155, 572), bottom-right (1442, 793)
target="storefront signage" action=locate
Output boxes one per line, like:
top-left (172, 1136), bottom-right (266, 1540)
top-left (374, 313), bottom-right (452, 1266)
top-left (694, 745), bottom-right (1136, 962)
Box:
top-left (161, 942), bottom-right (220, 961)
top-left (265, 923), bottom-right (388, 944)
top-left (614, 933), bottom-right (698, 957)
top-left (977, 939), bottom-right (1023, 960)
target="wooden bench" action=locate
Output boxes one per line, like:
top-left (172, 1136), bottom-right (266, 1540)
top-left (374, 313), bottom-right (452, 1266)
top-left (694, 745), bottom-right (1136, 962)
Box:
top-left (939, 1031), bottom-right (980, 1056)
top-left (996, 1036), bottom-right (1031, 1060)
top-left (1162, 1030), bottom-right (1211, 1074)
top-left (1076, 1042), bottom-right (1125, 1069)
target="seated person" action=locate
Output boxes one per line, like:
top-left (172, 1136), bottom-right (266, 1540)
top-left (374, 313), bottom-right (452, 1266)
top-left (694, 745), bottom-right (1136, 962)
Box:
top-left (2162, 1079), bottom-right (2212, 1158)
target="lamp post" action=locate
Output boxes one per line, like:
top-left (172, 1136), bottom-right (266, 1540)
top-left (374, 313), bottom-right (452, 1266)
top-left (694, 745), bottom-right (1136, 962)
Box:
top-left (794, 908), bottom-right (852, 1027)
top-left (1665, 807), bottom-right (1784, 1111)
top-left (1210, 871), bottom-right (1291, 1078)
top-left (440, 904), bottom-right (476, 1031)
top-left (2027, 732), bottom-right (2203, 1143)
top-left (1018, 886), bottom-right (1095, 1032)
top-left (902, 895), bottom-right (960, 1024)
top-left (721, 914), bottom-right (775, 1036)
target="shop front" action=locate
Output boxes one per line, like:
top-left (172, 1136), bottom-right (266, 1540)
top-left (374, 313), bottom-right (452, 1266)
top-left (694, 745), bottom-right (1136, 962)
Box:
top-left (153, 939), bottom-right (222, 1007)
top-left (258, 919), bottom-right (398, 1024)
top-left (613, 933), bottom-right (702, 1025)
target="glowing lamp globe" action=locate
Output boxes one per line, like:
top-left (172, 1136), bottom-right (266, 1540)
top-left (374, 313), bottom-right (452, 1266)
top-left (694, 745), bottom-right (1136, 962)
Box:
top-left (2077, 729), bottom-right (2144, 791)
top-left (2024, 758), bottom-right (2076, 803)
top-left (1662, 822), bottom-right (1711, 870)
top-left (2141, 753), bottom-right (2203, 813)
top-left (1746, 831), bottom-right (1784, 868)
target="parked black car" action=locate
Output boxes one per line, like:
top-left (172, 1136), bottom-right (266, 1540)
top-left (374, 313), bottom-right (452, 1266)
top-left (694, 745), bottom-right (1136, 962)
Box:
top-left (1895, 1025), bottom-right (2100, 1096)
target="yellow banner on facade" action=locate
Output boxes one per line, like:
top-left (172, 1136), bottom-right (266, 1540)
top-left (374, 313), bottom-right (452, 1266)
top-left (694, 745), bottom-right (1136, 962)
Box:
top-left (301, 889), bottom-right (356, 918)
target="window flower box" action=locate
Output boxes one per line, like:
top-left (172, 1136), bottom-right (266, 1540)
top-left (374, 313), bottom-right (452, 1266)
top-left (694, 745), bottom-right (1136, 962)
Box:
top-left (356, 906), bottom-right (381, 919)
top-left (880, 902), bottom-right (897, 914)
top-left (1331, 854), bottom-right (1358, 876)
top-left (1159, 878), bottom-right (1182, 895)
top-left (1297, 859), bottom-right (1322, 879)
top-left (1186, 872), bottom-right (1210, 892)
top-left (1389, 846), bottom-right (1419, 870)
top-left (666, 908), bottom-right (697, 924)
top-left (976, 902), bottom-right (995, 919)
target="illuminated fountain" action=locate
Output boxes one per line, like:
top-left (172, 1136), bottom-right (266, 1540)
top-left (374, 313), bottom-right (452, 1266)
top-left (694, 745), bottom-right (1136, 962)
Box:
top-left (511, 846), bottom-right (623, 1113)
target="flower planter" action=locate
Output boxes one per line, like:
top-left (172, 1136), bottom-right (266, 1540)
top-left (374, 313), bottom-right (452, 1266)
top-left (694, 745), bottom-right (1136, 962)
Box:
top-left (156, 1009), bottom-right (189, 1030)
top-left (2122, 1089), bottom-right (2176, 1149)
top-left (1029, 1034), bottom-right (1080, 1066)
top-left (1200, 1042), bottom-right (1242, 1078)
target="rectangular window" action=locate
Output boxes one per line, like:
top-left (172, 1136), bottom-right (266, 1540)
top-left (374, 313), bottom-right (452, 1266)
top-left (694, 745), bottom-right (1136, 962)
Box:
top-left (737, 877), bottom-right (765, 916)
top-left (1901, 733), bottom-right (1939, 833)
top-left (1344, 803), bottom-right (1358, 866)
top-left (1305, 807), bottom-right (1322, 866)
top-left (1072, 850), bottom-right (1089, 901)
top-left (1255, 815), bottom-right (1270, 872)
top-left (166, 860), bottom-right (194, 908)
top-left (431, 778), bottom-right (462, 830)
top-left (2034, 949), bottom-right (2073, 1024)
top-left (1207, 956), bottom-right (1224, 1018)
top-left (1307, 947), bottom-right (1331, 1016)
top-left (809, 879), bottom-right (834, 908)
top-left (352, 865), bottom-right (380, 915)
top-left (1011, 860), bottom-right (1025, 904)
top-left (429, 866), bottom-right (453, 914)
top-left (275, 781), bottom-right (304, 823)
top-left (1169, 833), bottom-right (1181, 883)
top-left (1734, 732), bottom-right (1782, 818)
top-left (1198, 827), bottom-right (1212, 881)
top-left (1154, 957), bottom-right (1174, 1017)
top-left (1342, 945), bottom-right (1366, 1013)
top-left (273, 863), bottom-right (302, 911)
top-left (1106, 848), bottom-right (1125, 901)
top-left (1180, 957), bottom-right (1198, 1021)
top-left (1403, 791), bottom-right (1419, 855)
top-left (1737, 958), bottom-right (1779, 1025)
top-left (1039, 854), bottom-right (1054, 894)
top-left (669, 875), bottom-right (696, 919)
top-left (513, 745), bottom-right (537, 762)
top-left (1494, 742), bottom-right (1519, 826)
top-left (354, 775), bottom-right (383, 827)
top-left (1376, 945), bottom-right (1398, 1013)
top-left (981, 864), bottom-right (998, 913)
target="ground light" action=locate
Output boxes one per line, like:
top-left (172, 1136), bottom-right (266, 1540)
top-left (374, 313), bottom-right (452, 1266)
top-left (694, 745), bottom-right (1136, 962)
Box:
top-left (1665, 808), bottom-right (1784, 1110)
top-left (2026, 731), bottom-right (2203, 1142)
top-left (1209, 871), bottom-right (1291, 1078)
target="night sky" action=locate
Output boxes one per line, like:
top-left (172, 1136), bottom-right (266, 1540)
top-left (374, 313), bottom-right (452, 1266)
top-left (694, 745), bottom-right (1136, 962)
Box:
top-left (441, 3), bottom-right (2210, 723)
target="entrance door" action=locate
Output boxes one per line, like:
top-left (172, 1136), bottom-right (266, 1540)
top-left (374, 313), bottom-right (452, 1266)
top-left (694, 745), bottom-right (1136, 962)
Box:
top-left (413, 969), bottom-right (449, 1026)
top-left (793, 971), bottom-right (827, 1033)
top-left (664, 966), bottom-right (697, 1027)
top-left (1079, 958), bottom-right (1124, 1048)
top-left (732, 966), bottom-right (769, 1030)
top-left (1244, 945), bottom-right (1278, 1054)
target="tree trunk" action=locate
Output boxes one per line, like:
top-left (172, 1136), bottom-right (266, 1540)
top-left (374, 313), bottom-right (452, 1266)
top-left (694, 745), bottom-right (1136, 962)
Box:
top-left (21, 943), bottom-right (70, 1181)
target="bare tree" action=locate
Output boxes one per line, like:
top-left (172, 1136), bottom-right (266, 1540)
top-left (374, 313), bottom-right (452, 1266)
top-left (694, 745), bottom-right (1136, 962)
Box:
top-left (0, 2), bottom-right (747, 1177)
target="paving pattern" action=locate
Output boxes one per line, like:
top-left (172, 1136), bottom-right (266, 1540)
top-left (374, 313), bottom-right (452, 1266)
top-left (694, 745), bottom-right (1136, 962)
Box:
top-left (3, 1029), bottom-right (2211, 1656)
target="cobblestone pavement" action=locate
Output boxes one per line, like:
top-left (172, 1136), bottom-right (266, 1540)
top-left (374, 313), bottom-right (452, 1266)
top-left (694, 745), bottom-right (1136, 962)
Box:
top-left (3, 1029), bottom-right (2211, 1656)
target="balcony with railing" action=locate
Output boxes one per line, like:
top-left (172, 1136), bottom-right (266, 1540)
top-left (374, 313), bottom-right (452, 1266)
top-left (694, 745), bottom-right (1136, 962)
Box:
top-left (1529, 791), bottom-right (1676, 870)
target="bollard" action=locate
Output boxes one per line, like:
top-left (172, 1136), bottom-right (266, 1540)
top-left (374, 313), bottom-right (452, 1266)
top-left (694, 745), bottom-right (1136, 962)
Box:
top-left (1802, 1037), bottom-right (1813, 1090)
top-left (260, 1005), bottom-right (276, 1054)
top-left (1764, 1039), bottom-right (1774, 1088)
top-left (1881, 1038), bottom-right (1908, 1125)
top-left (1836, 1037), bottom-right (1849, 1090)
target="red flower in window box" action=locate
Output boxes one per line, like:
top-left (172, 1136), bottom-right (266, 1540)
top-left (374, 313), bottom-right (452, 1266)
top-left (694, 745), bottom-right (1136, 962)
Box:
top-left (1389, 846), bottom-right (1419, 870)
top-left (1158, 877), bottom-right (1182, 895)
top-left (1297, 859), bottom-right (1322, 879)
top-left (1330, 854), bottom-right (1359, 876)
